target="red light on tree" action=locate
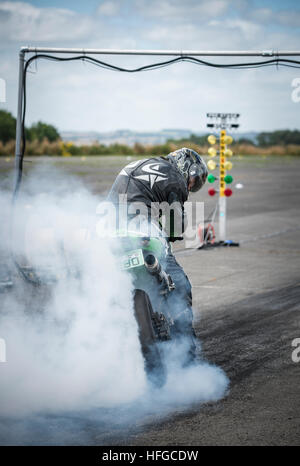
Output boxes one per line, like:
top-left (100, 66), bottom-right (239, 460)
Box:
top-left (224, 188), bottom-right (233, 197)
top-left (208, 188), bottom-right (217, 196)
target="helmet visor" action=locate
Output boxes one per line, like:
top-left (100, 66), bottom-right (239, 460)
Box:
top-left (189, 175), bottom-right (202, 192)
top-left (188, 164), bottom-right (206, 192)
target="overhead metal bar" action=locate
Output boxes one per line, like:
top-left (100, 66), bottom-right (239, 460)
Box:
top-left (20, 47), bottom-right (300, 56)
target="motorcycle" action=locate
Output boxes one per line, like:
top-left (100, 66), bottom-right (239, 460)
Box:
top-left (115, 224), bottom-right (176, 386)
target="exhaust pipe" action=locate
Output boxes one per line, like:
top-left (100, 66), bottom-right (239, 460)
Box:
top-left (144, 254), bottom-right (161, 275)
top-left (144, 254), bottom-right (175, 292)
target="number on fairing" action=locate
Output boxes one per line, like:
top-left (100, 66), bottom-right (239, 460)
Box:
top-left (122, 249), bottom-right (144, 270)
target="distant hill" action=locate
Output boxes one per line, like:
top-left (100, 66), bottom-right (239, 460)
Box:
top-left (61, 129), bottom-right (193, 146)
top-left (61, 129), bottom-right (258, 146)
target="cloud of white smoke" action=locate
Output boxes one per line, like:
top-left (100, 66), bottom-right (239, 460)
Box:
top-left (0, 165), bottom-right (228, 443)
top-left (0, 166), bottom-right (146, 416)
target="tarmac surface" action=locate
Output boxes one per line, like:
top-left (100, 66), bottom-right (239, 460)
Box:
top-left (0, 154), bottom-right (299, 445)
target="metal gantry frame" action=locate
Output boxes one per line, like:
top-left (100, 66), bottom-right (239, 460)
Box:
top-left (14, 46), bottom-right (300, 199)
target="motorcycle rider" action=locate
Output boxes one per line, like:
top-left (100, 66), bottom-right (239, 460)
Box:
top-left (107, 147), bottom-right (208, 365)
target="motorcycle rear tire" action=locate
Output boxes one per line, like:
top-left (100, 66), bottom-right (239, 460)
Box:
top-left (133, 289), bottom-right (166, 387)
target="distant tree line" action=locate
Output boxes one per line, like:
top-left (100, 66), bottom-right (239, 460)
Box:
top-left (256, 130), bottom-right (300, 147)
top-left (0, 110), bottom-right (60, 144)
top-left (167, 130), bottom-right (300, 147)
top-left (1, 109), bottom-right (300, 156)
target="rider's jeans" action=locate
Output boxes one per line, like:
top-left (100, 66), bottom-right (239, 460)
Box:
top-left (163, 250), bottom-right (194, 330)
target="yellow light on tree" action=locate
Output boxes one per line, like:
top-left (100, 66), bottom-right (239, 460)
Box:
top-left (207, 160), bottom-right (217, 170)
top-left (208, 147), bottom-right (217, 157)
top-left (207, 134), bottom-right (216, 145)
top-left (224, 161), bottom-right (233, 170)
top-left (224, 148), bottom-right (233, 157)
top-left (224, 135), bottom-right (233, 145)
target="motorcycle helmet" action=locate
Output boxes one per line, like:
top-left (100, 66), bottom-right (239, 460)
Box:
top-left (166, 147), bottom-right (208, 192)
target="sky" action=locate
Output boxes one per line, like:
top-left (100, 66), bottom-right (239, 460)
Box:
top-left (0, 0), bottom-right (300, 133)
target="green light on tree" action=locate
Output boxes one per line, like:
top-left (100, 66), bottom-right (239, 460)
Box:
top-left (224, 174), bottom-right (233, 184)
top-left (207, 174), bottom-right (216, 183)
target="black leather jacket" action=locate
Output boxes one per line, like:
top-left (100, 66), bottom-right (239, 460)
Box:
top-left (107, 157), bottom-right (188, 240)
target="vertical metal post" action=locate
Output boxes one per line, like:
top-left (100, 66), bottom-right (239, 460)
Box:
top-left (13, 50), bottom-right (25, 196)
top-left (219, 130), bottom-right (227, 242)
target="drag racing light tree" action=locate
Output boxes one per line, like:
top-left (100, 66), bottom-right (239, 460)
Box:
top-left (207, 113), bottom-right (239, 242)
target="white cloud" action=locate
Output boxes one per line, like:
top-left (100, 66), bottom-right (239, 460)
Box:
top-left (97, 1), bottom-right (121, 16)
top-left (136, 0), bottom-right (229, 21)
top-left (277, 10), bottom-right (300, 27)
top-left (0, 1), bottom-right (94, 41)
top-left (218, 18), bottom-right (262, 41)
top-left (142, 18), bottom-right (264, 49)
top-left (0, 1), bottom-right (40, 17)
top-left (248, 7), bottom-right (273, 23)
top-left (247, 6), bottom-right (300, 28)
